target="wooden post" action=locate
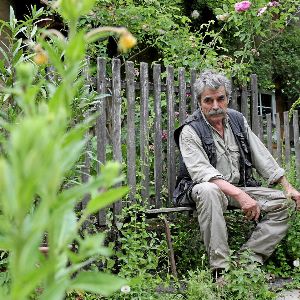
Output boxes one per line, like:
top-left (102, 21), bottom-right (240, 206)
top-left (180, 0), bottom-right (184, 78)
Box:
top-left (190, 69), bottom-right (197, 113)
top-left (96, 57), bottom-right (107, 226)
top-left (283, 111), bottom-right (291, 172)
top-left (140, 62), bottom-right (150, 204)
top-left (153, 64), bottom-right (163, 208)
top-left (276, 113), bottom-right (282, 166)
top-left (251, 74), bottom-right (259, 136)
top-left (266, 113), bottom-right (273, 155)
top-left (125, 61), bottom-right (137, 203)
top-left (293, 110), bottom-right (300, 183)
top-left (178, 67), bottom-right (187, 125)
top-left (166, 66), bottom-right (176, 206)
top-left (112, 58), bottom-right (122, 217)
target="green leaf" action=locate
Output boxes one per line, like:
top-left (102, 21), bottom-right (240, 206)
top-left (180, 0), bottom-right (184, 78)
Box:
top-left (65, 31), bottom-right (86, 62)
top-left (85, 186), bottom-right (129, 215)
top-left (70, 271), bottom-right (126, 296)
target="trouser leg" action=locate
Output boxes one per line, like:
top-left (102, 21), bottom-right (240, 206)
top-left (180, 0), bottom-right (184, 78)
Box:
top-left (229, 187), bottom-right (292, 264)
top-left (191, 182), bottom-right (229, 269)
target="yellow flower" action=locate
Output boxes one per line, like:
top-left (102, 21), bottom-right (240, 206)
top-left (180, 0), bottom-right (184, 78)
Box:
top-left (118, 32), bottom-right (137, 53)
top-left (33, 44), bottom-right (48, 65)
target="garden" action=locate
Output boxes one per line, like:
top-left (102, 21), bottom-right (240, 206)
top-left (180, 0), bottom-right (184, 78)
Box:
top-left (0, 0), bottom-right (300, 299)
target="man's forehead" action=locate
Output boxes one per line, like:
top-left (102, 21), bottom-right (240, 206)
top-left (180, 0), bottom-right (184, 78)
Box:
top-left (201, 86), bottom-right (226, 98)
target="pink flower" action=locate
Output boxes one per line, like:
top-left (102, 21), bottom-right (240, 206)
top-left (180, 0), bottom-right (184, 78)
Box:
top-left (234, 1), bottom-right (252, 12)
top-left (175, 111), bottom-right (180, 118)
top-left (268, 1), bottom-right (279, 7)
top-left (162, 130), bottom-right (168, 141)
top-left (257, 6), bottom-right (267, 16)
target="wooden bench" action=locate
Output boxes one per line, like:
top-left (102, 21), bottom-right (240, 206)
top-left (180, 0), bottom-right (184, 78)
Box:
top-left (78, 57), bottom-right (300, 277)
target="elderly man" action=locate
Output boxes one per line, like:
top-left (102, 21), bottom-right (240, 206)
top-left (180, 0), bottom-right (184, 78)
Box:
top-left (173, 70), bottom-right (300, 278)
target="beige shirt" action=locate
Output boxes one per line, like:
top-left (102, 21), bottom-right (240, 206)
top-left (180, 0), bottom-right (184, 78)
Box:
top-left (179, 114), bottom-right (284, 186)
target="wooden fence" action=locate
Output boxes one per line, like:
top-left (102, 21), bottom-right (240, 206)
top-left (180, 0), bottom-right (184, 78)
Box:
top-left (81, 58), bottom-right (300, 225)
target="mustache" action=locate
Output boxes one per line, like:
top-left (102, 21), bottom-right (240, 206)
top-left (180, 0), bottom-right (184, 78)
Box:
top-left (208, 108), bottom-right (226, 116)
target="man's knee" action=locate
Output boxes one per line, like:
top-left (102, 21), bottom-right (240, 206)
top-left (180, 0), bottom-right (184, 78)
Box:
top-left (191, 182), bottom-right (228, 209)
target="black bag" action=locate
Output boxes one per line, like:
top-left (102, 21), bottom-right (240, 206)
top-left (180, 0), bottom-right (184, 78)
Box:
top-left (173, 177), bottom-right (196, 207)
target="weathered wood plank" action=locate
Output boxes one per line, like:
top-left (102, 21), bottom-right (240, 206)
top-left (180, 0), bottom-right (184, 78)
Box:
top-left (153, 64), bottom-right (163, 208)
top-left (112, 58), bottom-right (122, 216)
top-left (96, 57), bottom-right (107, 226)
top-left (140, 62), bottom-right (150, 204)
top-left (178, 67), bottom-right (187, 125)
top-left (125, 61), bottom-right (136, 203)
top-left (276, 113), bottom-right (282, 166)
top-left (283, 111), bottom-right (291, 171)
top-left (190, 69), bottom-right (197, 113)
top-left (231, 86), bottom-right (238, 111)
top-left (146, 206), bottom-right (194, 215)
top-left (251, 74), bottom-right (259, 136)
top-left (266, 113), bottom-right (273, 154)
top-left (293, 110), bottom-right (300, 183)
top-left (166, 66), bottom-right (176, 206)
top-left (81, 58), bottom-right (91, 211)
top-left (258, 115), bottom-right (263, 141)
top-left (241, 86), bottom-right (249, 124)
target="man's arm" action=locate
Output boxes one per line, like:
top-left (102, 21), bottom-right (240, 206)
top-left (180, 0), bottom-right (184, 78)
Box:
top-left (210, 178), bottom-right (260, 221)
top-left (277, 176), bottom-right (300, 210)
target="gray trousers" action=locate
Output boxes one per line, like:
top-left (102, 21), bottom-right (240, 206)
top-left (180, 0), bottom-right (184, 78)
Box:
top-left (191, 182), bottom-right (292, 270)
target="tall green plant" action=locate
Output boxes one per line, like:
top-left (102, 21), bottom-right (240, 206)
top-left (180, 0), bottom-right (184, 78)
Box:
top-left (0, 0), bottom-right (137, 299)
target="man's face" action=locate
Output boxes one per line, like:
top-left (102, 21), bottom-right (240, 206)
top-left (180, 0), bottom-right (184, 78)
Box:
top-left (199, 86), bottom-right (228, 124)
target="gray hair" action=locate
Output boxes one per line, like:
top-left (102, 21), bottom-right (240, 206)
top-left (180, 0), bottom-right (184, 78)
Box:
top-left (194, 70), bottom-right (232, 101)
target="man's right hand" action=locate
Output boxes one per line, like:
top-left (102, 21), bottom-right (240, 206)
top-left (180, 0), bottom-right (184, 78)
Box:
top-left (235, 191), bottom-right (260, 221)
top-left (210, 178), bottom-right (260, 221)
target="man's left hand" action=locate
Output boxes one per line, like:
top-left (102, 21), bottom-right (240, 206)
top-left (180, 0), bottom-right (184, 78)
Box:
top-left (287, 187), bottom-right (300, 210)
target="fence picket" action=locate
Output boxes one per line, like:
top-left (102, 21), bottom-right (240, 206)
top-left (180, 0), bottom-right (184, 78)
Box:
top-left (125, 61), bottom-right (136, 203)
top-left (190, 69), bottom-right (197, 113)
top-left (112, 58), bottom-right (122, 217)
top-left (276, 113), bottom-right (282, 166)
top-left (140, 62), bottom-right (150, 204)
top-left (293, 110), bottom-right (300, 183)
top-left (166, 66), bottom-right (176, 206)
top-left (283, 111), bottom-right (291, 171)
top-left (266, 113), bottom-right (273, 154)
top-left (153, 64), bottom-right (163, 208)
top-left (241, 86), bottom-right (249, 124)
top-left (251, 74), bottom-right (259, 136)
top-left (178, 67), bottom-right (187, 125)
top-left (258, 115), bottom-right (263, 141)
top-left (96, 57), bottom-right (107, 226)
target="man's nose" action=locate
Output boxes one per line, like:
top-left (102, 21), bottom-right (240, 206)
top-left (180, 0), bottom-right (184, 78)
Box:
top-left (212, 99), bottom-right (219, 109)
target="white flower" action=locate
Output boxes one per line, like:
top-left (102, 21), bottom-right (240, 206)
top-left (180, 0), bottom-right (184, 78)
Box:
top-left (120, 285), bottom-right (131, 294)
top-left (293, 259), bottom-right (300, 267)
top-left (191, 10), bottom-right (200, 19)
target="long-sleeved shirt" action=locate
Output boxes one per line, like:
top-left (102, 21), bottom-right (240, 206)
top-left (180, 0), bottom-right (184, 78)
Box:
top-left (179, 113), bottom-right (284, 186)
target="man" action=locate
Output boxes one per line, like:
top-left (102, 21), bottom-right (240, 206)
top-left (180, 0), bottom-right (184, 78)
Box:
top-left (173, 70), bottom-right (300, 277)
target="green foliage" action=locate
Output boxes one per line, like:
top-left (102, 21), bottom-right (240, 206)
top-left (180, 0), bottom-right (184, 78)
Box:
top-left (0, 1), bottom-right (135, 298)
top-left (223, 251), bottom-right (276, 300)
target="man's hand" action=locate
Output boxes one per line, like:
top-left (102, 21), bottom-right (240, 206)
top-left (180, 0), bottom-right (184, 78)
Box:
top-left (278, 176), bottom-right (300, 210)
top-left (286, 187), bottom-right (300, 210)
top-left (210, 178), bottom-right (260, 221)
top-left (235, 190), bottom-right (261, 221)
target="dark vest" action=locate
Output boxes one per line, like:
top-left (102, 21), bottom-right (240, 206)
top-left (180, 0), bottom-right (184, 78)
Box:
top-left (173, 108), bottom-right (260, 206)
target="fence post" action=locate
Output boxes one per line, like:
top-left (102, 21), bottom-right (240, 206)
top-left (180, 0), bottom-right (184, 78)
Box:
top-left (293, 110), bottom-right (300, 183)
top-left (96, 57), bottom-right (107, 226)
top-left (190, 69), bottom-right (197, 113)
top-left (251, 74), bottom-right (259, 136)
top-left (140, 62), bottom-right (150, 204)
top-left (283, 111), bottom-right (291, 172)
top-left (112, 58), bottom-right (123, 218)
top-left (153, 64), bottom-right (163, 208)
top-left (166, 65), bottom-right (176, 206)
top-left (125, 61), bottom-right (137, 204)
top-left (275, 113), bottom-right (282, 166)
